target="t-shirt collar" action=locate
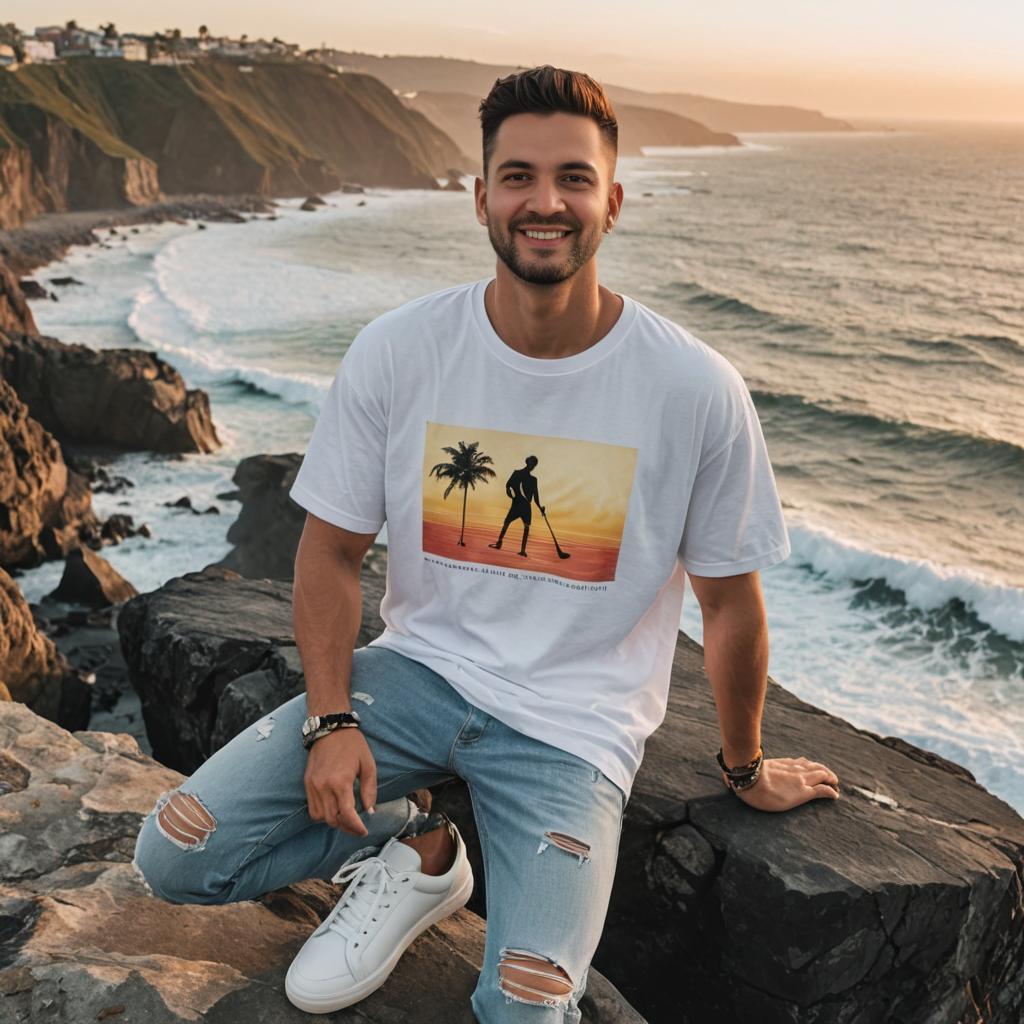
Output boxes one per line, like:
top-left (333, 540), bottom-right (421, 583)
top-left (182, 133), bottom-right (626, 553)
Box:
top-left (471, 276), bottom-right (637, 376)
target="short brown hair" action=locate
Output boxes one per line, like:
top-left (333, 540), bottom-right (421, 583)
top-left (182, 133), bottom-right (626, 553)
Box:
top-left (478, 65), bottom-right (618, 179)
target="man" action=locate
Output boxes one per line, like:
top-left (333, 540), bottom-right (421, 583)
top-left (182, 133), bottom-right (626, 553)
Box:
top-left (132, 65), bottom-right (840, 1021)
top-left (490, 455), bottom-right (545, 556)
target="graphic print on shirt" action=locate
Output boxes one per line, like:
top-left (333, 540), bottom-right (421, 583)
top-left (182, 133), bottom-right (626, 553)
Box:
top-left (422, 421), bottom-right (637, 583)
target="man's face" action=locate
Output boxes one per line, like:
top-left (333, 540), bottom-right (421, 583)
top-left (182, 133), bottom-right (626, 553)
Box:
top-left (475, 112), bottom-right (621, 286)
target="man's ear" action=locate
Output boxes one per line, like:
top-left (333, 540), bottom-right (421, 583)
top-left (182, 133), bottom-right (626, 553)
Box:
top-left (604, 181), bottom-right (624, 233)
top-left (474, 177), bottom-right (488, 226)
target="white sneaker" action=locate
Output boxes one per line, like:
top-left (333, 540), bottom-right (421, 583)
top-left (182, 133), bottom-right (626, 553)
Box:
top-left (285, 815), bottom-right (474, 1013)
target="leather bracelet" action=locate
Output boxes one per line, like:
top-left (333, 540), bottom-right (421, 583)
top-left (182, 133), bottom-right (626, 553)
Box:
top-left (303, 717), bottom-right (361, 750)
top-left (716, 746), bottom-right (764, 793)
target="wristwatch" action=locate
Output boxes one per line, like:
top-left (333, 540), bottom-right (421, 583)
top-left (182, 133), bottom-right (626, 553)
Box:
top-left (302, 711), bottom-right (361, 749)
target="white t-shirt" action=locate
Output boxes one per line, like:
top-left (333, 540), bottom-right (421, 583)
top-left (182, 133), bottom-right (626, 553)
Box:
top-left (289, 276), bottom-right (791, 802)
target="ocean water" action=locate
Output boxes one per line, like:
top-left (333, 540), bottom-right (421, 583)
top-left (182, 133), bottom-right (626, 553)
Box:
top-left (17, 125), bottom-right (1024, 815)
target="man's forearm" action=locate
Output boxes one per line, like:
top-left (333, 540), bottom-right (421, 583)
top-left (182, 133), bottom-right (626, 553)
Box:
top-left (294, 554), bottom-right (363, 716)
top-left (701, 603), bottom-right (769, 766)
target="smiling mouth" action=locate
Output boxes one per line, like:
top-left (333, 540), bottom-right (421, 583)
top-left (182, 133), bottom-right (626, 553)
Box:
top-left (518, 228), bottom-right (574, 241)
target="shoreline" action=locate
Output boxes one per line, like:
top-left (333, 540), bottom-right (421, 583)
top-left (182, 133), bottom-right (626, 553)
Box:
top-left (0, 193), bottom-right (274, 278)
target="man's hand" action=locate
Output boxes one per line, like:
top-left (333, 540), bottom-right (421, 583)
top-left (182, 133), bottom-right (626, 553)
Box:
top-left (304, 728), bottom-right (379, 836)
top-left (728, 756), bottom-right (840, 812)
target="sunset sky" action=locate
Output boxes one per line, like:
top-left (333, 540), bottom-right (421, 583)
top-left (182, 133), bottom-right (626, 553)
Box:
top-left (8, 2), bottom-right (1023, 122)
top-left (422, 422), bottom-right (636, 544)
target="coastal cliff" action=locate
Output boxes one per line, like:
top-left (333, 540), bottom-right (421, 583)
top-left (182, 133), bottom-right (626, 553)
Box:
top-left (0, 58), bottom-right (473, 229)
top-left (402, 92), bottom-right (739, 174)
top-left (318, 52), bottom-right (855, 133)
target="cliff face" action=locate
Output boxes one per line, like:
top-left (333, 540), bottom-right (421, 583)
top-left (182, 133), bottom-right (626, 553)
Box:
top-left (0, 257), bottom-right (37, 335)
top-left (0, 58), bottom-right (470, 228)
top-left (0, 94), bottom-right (162, 227)
top-left (617, 103), bottom-right (739, 152)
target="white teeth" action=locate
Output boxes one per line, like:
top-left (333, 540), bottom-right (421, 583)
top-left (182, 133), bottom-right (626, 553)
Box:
top-left (523, 230), bottom-right (569, 240)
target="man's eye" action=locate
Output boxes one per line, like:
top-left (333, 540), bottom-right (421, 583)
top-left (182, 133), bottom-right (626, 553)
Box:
top-left (502, 174), bottom-right (590, 183)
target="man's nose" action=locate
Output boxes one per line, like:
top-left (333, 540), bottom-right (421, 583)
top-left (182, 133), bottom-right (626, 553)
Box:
top-left (525, 178), bottom-right (567, 217)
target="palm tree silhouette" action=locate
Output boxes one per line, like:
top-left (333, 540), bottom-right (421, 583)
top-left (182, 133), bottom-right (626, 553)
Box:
top-left (428, 441), bottom-right (496, 547)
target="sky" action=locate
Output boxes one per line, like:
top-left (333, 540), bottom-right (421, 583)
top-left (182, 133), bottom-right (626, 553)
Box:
top-left (8, 2), bottom-right (1023, 122)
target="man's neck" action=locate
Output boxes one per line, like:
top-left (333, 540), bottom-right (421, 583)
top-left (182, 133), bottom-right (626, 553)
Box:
top-left (484, 268), bottom-right (624, 361)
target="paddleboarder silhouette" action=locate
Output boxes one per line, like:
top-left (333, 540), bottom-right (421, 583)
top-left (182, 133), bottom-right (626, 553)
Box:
top-left (489, 455), bottom-right (545, 557)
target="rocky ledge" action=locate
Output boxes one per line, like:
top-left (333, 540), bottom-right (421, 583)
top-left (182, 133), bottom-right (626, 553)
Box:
top-left (113, 561), bottom-right (1024, 1024)
top-left (0, 699), bottom-right (643, 1023)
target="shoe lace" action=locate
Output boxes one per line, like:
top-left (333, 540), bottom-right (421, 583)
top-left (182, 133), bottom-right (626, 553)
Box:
top-left (326, 855), bottom-right (407, 943)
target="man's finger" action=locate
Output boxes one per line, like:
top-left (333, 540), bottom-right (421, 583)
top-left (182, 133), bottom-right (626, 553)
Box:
top-left (319, 788), bottom-right (340, 829)
top-left (360, 759), bottom-right (378, 814)
top-left (335, 786), bottom-right (369, 836)
top-left (305, 782), bottom-right (322, 822)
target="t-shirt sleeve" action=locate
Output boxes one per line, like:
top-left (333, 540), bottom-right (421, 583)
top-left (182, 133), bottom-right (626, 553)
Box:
top-left (678, 362), bottom-right (791, 576)
top-left (288, 328), bottom-right (388, 534)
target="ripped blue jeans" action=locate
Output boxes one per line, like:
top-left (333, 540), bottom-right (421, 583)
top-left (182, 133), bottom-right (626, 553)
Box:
top-left (132, 645), bottom-right (627, 1023)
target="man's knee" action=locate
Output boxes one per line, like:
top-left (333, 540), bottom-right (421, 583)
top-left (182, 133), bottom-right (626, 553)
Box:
top-left (497, 947), bottom-right (575, 1008)
top-left (132, 789), bottom-right (228, 905)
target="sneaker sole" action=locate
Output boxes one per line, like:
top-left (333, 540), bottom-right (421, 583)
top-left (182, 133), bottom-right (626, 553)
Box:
top-left (284, 861), bottom-right (474, 1013)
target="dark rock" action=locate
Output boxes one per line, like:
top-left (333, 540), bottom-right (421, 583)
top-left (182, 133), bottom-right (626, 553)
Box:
top-left (118, 558), bottom-right (386, 773)
top-left (215, 489), bottom-right (242, 502)
top-left (31, 594), bottom-right (139, 737)
top-left (166, 495), bottom-right (193, 510)
top-left (357, 199), bottom-right (367, 206)
top-left (197, 222), bottom-right (207, 229)
top-left (303, 194), bottom-right (326, 206)
top-left (442, 169), bottom-right (467, 192)
top-left (116, 556), bottom-right (1024, 1024)
top-left (100, 514), bottom-right (138, 545)
top-left (93, 469), bottom-right (134, 496)
top-left (17, 279), bottom-right (49, 300)
top-left (0, 377), bottom-right (102, 571)
top-left (46, 546), bottom-right (139, 608)
top-left (213, 453), bottom-right (306, 580)
top-left (204, 210), bottom-right (247, 224)
top-left (299, 198), bottom-right (320, 212)
top-left (48, 276), bottom-right (84, 287)
top-left (0, 332), bottom-right (220, 454)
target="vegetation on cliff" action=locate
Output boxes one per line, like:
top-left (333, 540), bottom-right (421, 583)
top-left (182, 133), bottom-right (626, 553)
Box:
top-left (0, 58), bottom-right (473, 228)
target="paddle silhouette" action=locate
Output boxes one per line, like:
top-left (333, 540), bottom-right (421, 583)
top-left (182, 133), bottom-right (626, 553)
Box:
top-left (428, 440), bottom-right (496, 547)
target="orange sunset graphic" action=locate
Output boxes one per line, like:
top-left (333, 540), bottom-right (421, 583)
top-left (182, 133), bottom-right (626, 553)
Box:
top-left (422, 422), bottom-right (637, 583)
